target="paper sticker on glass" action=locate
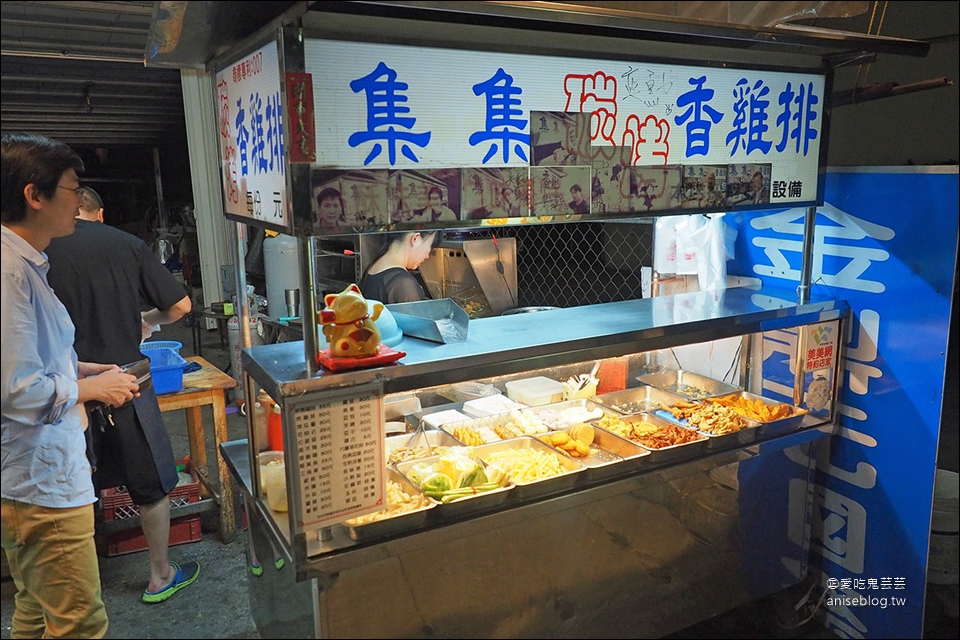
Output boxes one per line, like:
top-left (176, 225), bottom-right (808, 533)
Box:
top-left (311, 169), bottom-right (389, 229)
top-left (590, 146), bottom-right (633, 215)
top-left (631, 165), bottom-right (682, 213)
top-left (681, 165), bottom-right (728, 209)
top-left (530, 112), bottom-right (591, 167)
top-left (726, 163), bottom-right (772, 207)
top-left (531, 166), bottom-right (592, 217)
top-left (389, 169), bottom-right (462, 224)
top-left (461, 167), bottom-right (529, 219)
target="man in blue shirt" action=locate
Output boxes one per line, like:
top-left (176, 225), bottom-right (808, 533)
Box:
top-left (1, 132), bottom-right (140, 638)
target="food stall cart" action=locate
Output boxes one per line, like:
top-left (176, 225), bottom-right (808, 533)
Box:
top-left (187, 2), bottom-right (946, 637)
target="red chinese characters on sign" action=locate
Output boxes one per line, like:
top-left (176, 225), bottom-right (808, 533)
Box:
top-left (624, 114), bottom-right (671, 166)
top-left (563, 71), bottom-right (672, 166)
top-left (806, 345), bottom-right (834, 371)
top-left (285, 72), bottom-right (316, 163)
top-left (219, 76), bottom-right (238, 204)
top-left (232, 51), bottom-right (263, 83)
top-left (563, 72), bottom-right (618, 145)
top-left (218, 80), bottom-right (230, 139)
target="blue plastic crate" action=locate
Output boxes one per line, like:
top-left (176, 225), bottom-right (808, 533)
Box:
top-left (141, 347), bottom-right (188, 394)
top-left (140, 340), bottom-right (183, 354)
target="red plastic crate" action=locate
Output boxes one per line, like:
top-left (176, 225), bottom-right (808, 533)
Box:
top-left (100, 457), bottom-right (201, 522)
top-left (97, 514), bottom-right (202, 557)
top-left (96, 457), bottom-right (203, 557)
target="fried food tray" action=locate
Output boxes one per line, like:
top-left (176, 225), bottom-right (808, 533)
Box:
top-left (475, 437), bottom-right (585, 501)
top-left (341, 468), bottom-right (437, 542)
top-left (385, 430), bottom-right (462, 466)
top-left (650, 403), bottom-right (760, 449)
top-left (594, 412), bottom-right (708, 464)
top-left (636, 369), bottom-right (740, 400)
top-left (538, 425), bottom-right (648, 482)
top-left (591, 385), bottom-right (688, 415)
top-left (704, 390), bottom-right (808, 438)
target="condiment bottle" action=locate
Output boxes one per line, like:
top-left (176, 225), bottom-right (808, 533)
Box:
top-left (267, 403), bottom-right (284, 451)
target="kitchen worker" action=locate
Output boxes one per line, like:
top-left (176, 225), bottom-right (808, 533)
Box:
top-left (2, 131), bottom-right (141, 638)
top-left (359, 231), bottom-right (443, 304)
top-left (45, 186), bottom-right (198, 604)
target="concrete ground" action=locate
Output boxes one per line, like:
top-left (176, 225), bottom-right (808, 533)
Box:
top-left (2, 306), bottom-right (957, 639)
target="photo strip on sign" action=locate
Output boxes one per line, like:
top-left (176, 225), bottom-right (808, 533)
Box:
top-left (298, 38), bottom-right (825, 236)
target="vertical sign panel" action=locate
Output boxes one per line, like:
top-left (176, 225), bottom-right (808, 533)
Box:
top-left (289, 384), bottom-right (385, 532)
top-left (216, 41), bottom-right (288, 229)
top-left (726, 167), bottom-right (959, 638)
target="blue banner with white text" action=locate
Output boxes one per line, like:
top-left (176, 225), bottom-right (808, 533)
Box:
top-left (727, 167), bottom-right (959, 638)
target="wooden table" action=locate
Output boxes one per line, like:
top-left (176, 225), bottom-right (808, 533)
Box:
top-left (156, 356), bottom-right (237, 542)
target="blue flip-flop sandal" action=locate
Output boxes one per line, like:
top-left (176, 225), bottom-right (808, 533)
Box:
top-left (142, 560), bottom-right (200, 604)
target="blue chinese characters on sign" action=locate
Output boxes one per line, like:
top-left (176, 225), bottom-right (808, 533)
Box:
top-left (674, 75), bottom-right (724, 157)
top-left (674, 74), bottom-right (819, 159)
top-left (468, 68), bottom-right (530, 163)
top-left (726, 78), bottom-right (772, 156)
top-left (348, 62), bottom-right (431, 165)
top-left (234, 91), bottom-right (285, 178)
top-left (777, 82), bottom-right (819, 156)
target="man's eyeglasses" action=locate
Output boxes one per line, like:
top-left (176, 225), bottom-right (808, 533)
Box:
top-left (57, 184), bottom-right (82, 194)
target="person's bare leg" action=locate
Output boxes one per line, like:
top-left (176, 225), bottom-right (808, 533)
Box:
top-left (139, 497), bottom-right (174, 592)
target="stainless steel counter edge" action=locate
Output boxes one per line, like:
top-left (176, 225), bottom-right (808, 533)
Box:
top-left (242, 286), bottom-right (848, 401)
top-left (222, 424), bottom-right (835, 581)
top-left (223, 421), bottom-right (835, 578)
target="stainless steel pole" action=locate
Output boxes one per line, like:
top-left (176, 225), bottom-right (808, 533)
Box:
top-left (797, 205), bottom-right (817, 304)
top-left (301, 236), bottom-right (320, 377)
top-left (794, 205), bottom-right (817, 404)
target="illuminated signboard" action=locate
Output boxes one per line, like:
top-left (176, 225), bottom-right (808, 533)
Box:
top-left (301, 38), bottom-right (825, 234)
top-left (216, 41), bottom-right (288, 229)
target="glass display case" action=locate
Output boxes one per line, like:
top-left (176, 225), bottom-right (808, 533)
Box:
top-left (225, 284), bottom-right (847, 638)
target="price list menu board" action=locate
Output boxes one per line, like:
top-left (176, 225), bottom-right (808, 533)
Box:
top-left (289, 384), bottom-right (385, 533)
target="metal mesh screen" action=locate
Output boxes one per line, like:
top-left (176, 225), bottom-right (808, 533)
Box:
top-left (459, 220), bottom-right (653, 308)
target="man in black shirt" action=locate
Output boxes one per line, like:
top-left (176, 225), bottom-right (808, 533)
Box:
top-left (46, 187), bottom-right (198, 604)
top-left (568, 184), bottom-right (590, 214)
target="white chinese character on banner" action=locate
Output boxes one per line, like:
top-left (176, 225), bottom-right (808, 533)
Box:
top-left (844, 309), bottom-right (883, 396)
top-left (750, 203), bottom-right (894, 293)
top-left (789, 480), bottom-right (867, 573)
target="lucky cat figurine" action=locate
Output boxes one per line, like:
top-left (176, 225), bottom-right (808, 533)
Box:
top-left (318, 284), bottom-right (384, 358)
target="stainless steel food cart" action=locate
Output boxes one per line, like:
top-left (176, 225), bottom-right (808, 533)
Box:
top-left (190, 3), bottom-right (935, 637)
top-left (225, 285), bottom-right (847, 637)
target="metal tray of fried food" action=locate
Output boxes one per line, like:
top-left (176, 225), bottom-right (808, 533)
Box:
top-left (395, 454), bottom-right (513, 520)
top-left (651, 401), bottom-right (760, 449)
top-left (386, 430), bottom-right (461, 466)
top-left (591, 385), bottom-right (688, 415)
top-left (475, 436), bottom-right (585, 501)
top-left (594, 412), bottom-right (707, 464)
top-left (703, 390), bottom-right (808, 438)
top-left (538, 425), bottom-right (647, 482)
top-left (342, 468), bottom-right (437, 541)
top-left (533, 399), bottom-right (617, 430)
top-left (636, 370), bottom-right (740, 400)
